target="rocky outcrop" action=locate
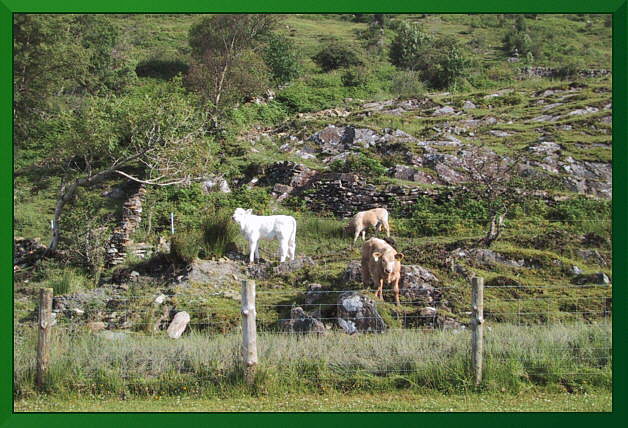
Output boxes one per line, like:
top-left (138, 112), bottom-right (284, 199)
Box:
top-left (519, 66), bottom-right (610, 79)
top-left (337, 291), bottom-right (386, 334)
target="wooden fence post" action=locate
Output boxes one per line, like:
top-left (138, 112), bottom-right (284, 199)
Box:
top-left (471, 276), bottom-right (484, 386)
top-left (241, 280), bottom-right (258, 385)
top-left (36, 288), bottom-right (53, 390)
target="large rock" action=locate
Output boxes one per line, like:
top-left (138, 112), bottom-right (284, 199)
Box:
top-left (337, 291), bottom-right (386, 334)
top-left (281, 307), bottom-right (326, 335)
top-left (248, 256), bottom-right (316, 279)
top-left (182, 259), bottom-right (244, 287)
top-left (572, 272), bottom-right (611, 285)
top-left (167, 311), bottom-right (190, 339)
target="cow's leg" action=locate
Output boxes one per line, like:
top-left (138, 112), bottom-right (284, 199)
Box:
top-left (354, 228), bottom-right (361, 244)
top-left (248, 239), bottom-right (258, 264)
top-left (393, 279), bottom-right (400, 306)
top-left (376, 222), bottom-right (382, 233)
top-left (375, 278), bottom-right (384, 300)
top-left (361, 230), bottom-right (366, 241)
top-left (279, 237), bottom-right (289, 262)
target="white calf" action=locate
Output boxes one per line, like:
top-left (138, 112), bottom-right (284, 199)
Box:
top-left (232, 208), bottom-right (297, 264)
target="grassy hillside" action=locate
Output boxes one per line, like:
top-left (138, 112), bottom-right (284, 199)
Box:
top-left (13, 14), bottom-right (612, 403)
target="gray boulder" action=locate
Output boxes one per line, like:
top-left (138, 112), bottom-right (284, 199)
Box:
top-left (281, 307), bottom-right (326, 335)
top-left (572, 272), bottom-right (611, 285)
top-left (337, 292), bottom-right (386, 334)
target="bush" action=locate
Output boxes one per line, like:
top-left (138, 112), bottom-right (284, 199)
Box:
top-left (329, 153), bottom-right (387, 176)
top-left (170, 229), bottom-right (203, 264)
top-left (389, 70), bottom-right (426, 98)
top-left (312, 42), bottom-right (363, 72)
top-left (555, 59), bottom-right (584, 79)
top-left (262, 33), bottom-right (300, 85)
top-left (389, 22), bottom-right (470, 89)
top-left (341, 66), bottom-right (370, 87)
top-left (199, 210), bottom-right (240, 258)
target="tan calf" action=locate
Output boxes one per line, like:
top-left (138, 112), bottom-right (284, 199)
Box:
top-left (348, 208), bottom-right (390, 243)
top-left (361, 237), bottom-right (404, 306)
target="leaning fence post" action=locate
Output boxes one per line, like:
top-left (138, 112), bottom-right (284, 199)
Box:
top-left (36, 288), bottom-right (53, 390)
top-left (471, 276), bottom-right (484, 386)
top-left (241, 279), bottom-right (258, 385)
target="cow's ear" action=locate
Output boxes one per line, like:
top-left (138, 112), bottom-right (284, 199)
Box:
top-left (372, 252), bottom-right (381, 262)
top-left (395, 253), bottom-right (404, 261)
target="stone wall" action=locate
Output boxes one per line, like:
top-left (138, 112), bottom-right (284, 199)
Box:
top-left (106, 183), bottom-right (150, 266)
top-left (298, 173), bottom-right (438, 218)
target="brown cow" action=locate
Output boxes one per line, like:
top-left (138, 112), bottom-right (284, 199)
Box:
top-left (347, 208), bottom-right (390, 243)
top-left (361, 237), bottom-right (404, 306)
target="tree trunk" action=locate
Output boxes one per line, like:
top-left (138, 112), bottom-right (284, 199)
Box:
top-left (480, 213), bottom-right (505, 248)
top-left (46, 169), bottom-right (114, 254)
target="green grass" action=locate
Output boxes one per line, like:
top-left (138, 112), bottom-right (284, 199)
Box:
top-left (14, 389), bottom-right (612, 412)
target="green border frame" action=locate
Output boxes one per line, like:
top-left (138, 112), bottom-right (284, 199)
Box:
top-left (2, 0), bottom-right (626, 426)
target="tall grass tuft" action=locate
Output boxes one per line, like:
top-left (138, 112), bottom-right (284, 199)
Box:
top-left (200, 210), bottom-right (240, 259)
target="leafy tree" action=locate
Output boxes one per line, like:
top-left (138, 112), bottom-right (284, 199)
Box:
top-left (186, 14), bottom-right (278, 110)
top-left (262, 33), bottom-right (300, 85)
top-left (459, 147), bottom-right (528, 248)
top-left (389, 22), bottom-right (470, 89)
top-left (312, 42), bottom-right (363, 72)
top-left (45, 81), bottom-right (212, 252)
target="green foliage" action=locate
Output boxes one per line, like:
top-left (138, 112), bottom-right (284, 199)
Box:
top-left (548, 196), bottom-right (611, 223)
top-left (555, 59), bottom-right (585, 79)
top-left (199, 210), bottom-right (240, 258)
top-left (389, 22), bottom-right (470, 89)
top-left (312, 42), bottom-right (363, 72)
top-left (389, 70), bottom-right (426, 98)
top-left (59, 190), bottom-right (111, 277)
top-left (329, 153), bottom-right (387, 176)
top-left (341, 66), bottom-right (370, 87)
top-left (170, 230), bottom-right (203, 264)
top-left (262, 33), bottom-right (301, 85)
top-left (389, 21), bottom-right (433, 70)
top-left (49, 269), bottom-right (88, 295)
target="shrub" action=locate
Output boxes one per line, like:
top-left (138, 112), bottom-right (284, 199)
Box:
top-left (199, 210), bottom-right (240, 258)
top-left (341, 66), bottom-right (370, 87)
top-left (555, 59), bottom-right (584, 79)
top-left (389, 22), bottom-right (470, 89)
top-left (312, 42), bottom-right (363, 72)
top-left (329, 153), bottom-right (387, 176)
top-left (389, 70), bottom-right (426, 98)
top-left (262, 33), bottom-right (300, 85)
top-left (170, 229), bottom-right (203, 264)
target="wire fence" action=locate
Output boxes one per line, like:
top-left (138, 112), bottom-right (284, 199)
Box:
top-left (13, 277), bottom-right (612, 393)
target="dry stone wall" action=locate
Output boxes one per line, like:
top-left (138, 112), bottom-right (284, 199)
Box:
top-left (298, 172), bottom-right (438, 218)
top-left (106, 183), bottom-right (152, 266)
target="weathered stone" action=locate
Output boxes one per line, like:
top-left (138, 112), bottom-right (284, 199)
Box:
top-left (432, 106), bottom-right (455, 116)
top-left (201, 177), bottom-right (231, 193)
top-left (489, 130), bottom-right (511, 137)
top-left (341, 261), bottom-right (363, 284)
top-left (281, 307), bottom-right (326, 335)
top-left (337, 292), bottom-right (386, 334)
top-left (167, 311), bottom-right (191, 339)
top-left (182, 259), bottom-right (243, 287)
top-left (572, 272), bottom-right (611, 285)
top-left (568, 107), bottom-right (599, 116)
top-left (528, 141), bottom-right (561, 154)
top-left (304, 283), bottom-right (324, 305)
top-left (577, 249), bottom-right (607, 266)
top-left (462, 100), bottom-right (476, 110)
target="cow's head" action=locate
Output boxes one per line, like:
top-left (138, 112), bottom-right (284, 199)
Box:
top-left (232, 207), bottom-right (252, 224)
top-left (372, 251), bottom-right (404, 281)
